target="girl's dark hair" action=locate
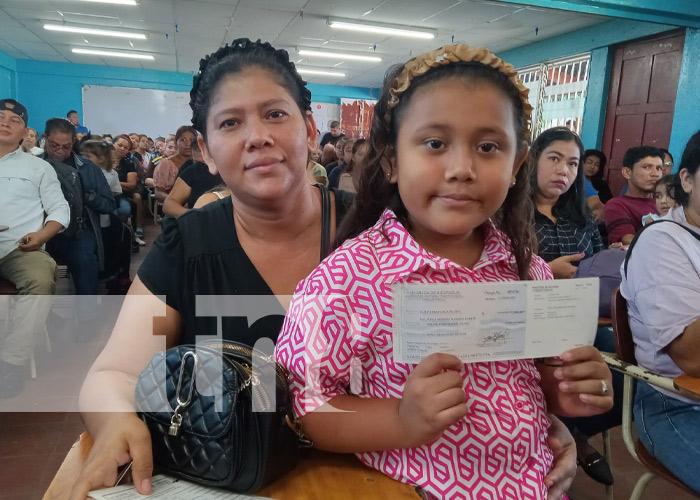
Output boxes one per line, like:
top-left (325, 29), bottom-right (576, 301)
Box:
top-left (582, 149), bottom-right (612, 203)
top-left (190, 38), bottom-right (311, 139)
top-left (336, 61), bottom-right (534, 279)
top-left (530, 126), bottom-right (588, 227)
top-left (80, 140), bottom-right (114, 171)
top-left (655, 174), bottom-right (679, 200)
top-left (675, 130), bottom-right (700, 207)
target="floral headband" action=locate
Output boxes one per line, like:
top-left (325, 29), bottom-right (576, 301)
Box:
top-left (386, 44), bottom-right (533, 138)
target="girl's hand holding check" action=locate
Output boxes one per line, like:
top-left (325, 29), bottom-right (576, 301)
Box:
top-left (539, 346), bottom-right (614, 417)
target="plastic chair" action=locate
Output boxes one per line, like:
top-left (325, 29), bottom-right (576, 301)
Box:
top-left (601, 287), bottom-right (700, 500)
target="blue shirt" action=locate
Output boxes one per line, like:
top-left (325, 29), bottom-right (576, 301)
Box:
top-left (584, 178), bottom-right (598, 198)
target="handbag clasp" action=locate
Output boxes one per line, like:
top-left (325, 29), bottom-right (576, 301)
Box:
top-left (169, 350), bottom-right (199, 437)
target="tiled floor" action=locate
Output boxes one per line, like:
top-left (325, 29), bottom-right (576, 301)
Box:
top-left (1, 218), bottom-right (698, 500)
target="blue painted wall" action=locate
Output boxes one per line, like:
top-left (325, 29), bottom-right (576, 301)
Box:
top-left (580, 46), bottom-right (612, 149)
top-left (0, 50), bottom-right (17, 100)
top-left (668, 28), bottom-right (700, 167)
top-left (9, 58), bottom-right (375, 132)
top-left (498, 19), bottom-right (675, 69)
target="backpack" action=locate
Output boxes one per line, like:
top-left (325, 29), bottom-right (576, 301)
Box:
top-left (46, 158), bottom-right (85, 238)
top-left (574, 248), bottom-right (627, 318)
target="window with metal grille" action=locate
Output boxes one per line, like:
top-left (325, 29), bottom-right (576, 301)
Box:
top-left (517, 54), bottom-right (591, 139)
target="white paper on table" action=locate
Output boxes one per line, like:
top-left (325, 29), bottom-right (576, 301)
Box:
top-left (88, 475), bottom-right (274, 500)
top-left (392, 278), bottom-right (599, 364)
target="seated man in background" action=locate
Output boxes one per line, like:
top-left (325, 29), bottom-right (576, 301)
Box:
top-left (41, 118), bottom-right (115, 336)
top-left (604, 146), bottom-right (663, 244)
top-left (0, 99), bottom-right (69, 397)
top-left (319, 120), bottom-right (344, 147)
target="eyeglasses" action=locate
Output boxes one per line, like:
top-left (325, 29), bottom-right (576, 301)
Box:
top-left (48, 141), bottom-right (73, 151)
top-left (664, 161), bottom-right (673, 166)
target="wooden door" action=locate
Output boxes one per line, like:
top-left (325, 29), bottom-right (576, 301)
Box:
top-left (602, 32), bottom-right (684, 195)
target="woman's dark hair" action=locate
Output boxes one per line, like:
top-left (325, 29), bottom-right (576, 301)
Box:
top-left (674, 130), bottom-right (700, 207)
top-left (346, 139), bottom-right (367, 174)
top-left (80, 140), bottom-right (114, 171)
top-left (336, 61), bottom-right (534, 279)
top-left (530, 126), bottom-right (588, 227)
top-left (190, 38), bottom-right (311, 140)
top-left (582, 149), bottom-right (612, 203)
top-left (175, 125), bottom-right (196, 143)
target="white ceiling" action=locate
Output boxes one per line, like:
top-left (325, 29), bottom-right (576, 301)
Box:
top-left (0, 0), bottom-right (611, 87)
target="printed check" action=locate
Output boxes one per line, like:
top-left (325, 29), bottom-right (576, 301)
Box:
top-left (392, 278), bottom-right (599, 363)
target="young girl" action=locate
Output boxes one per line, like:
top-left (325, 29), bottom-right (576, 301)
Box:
top-left (276, 45), bottom-right (613, 499)
top-left (642, 175), bottom-right (680, 225)
top-left (80, 140), bottom-right (131, 217)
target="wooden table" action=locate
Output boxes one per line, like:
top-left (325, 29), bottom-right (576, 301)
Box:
top-left (43, 433), bottom-right (419, 499)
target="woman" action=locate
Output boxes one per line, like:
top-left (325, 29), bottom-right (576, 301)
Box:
top-left (583, 149), bottom-right (613, 203)
top-left (71, 39), bottom-right (579, 499)
top-left (306, 146), bottom-right (327, 185)
top-left (162, 138), bottom-right (222, 217)
top-left (621, 130), bottom-right (700, 494)
top-left (337, 138), bottom-right (367, 193)
top-left (152, 126), bottom-right (195, 201)
top-left (21, 127), bottom-right (42, 155)
top-left (112, 134), bottom-right (146, 245)
top-left (531, 127), bottom-right (617, 486)
top-left (532, 128), bottom-right (604, 279)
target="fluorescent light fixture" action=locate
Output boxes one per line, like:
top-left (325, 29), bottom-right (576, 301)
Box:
top-left (296, 68), bottom-right (346, 78)
top-left (297, 48), bottom-right (381, 62)
top-left (79, 0), bottom-right (139, 5)
top-left (328, 18), bottom-right (435, 39)
top-left (72, 48), bottom-right (154, 60)
top-left (45, 24), bottom-right (147, 39)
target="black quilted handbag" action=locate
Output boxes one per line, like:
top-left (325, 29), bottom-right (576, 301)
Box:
top-left (135, 339), bottom-right (305, 492)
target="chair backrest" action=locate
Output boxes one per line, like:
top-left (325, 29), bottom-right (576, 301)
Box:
top-left (611, 286), bottom-right (637, 364)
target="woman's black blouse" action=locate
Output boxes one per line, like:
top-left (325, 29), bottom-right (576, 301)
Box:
top-left (138, 191), bottom-right (352, 346)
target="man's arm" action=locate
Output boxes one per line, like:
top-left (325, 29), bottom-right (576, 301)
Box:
top-left (39, 161), bottom-right (70, 230)
top-left (604, 198), bottom-right (636, 243)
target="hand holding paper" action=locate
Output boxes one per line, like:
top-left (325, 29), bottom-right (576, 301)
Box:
top-left (540, 346), bottom-right (615, 417)
top-left (397, 353), bottom-right (467, 447)
top-left (392, 279), bottom-right (600, 364)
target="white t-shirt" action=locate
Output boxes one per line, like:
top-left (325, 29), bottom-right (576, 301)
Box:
top-left (100, 168), bottom-right (122, 195)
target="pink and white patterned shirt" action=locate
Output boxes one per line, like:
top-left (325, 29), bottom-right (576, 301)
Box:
top-left (275, 209), bottom-right (555, 499)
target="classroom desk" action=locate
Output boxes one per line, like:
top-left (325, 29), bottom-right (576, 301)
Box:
top-left (674, 374), bottom-right (700, 401)
top-left (43, 432), bottom-right (420, 500)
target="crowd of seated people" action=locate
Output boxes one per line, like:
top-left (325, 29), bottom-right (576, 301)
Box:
top-left (1, 37), bottom-right (698, 500)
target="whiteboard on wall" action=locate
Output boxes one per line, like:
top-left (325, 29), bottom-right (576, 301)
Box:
top-left (82, 85), bottom-right (192, 138)
top-left (310, 102), bottom-right (340, 136)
